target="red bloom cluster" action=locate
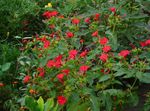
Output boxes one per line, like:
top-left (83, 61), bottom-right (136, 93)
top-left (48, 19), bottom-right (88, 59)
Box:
top-left (80, 65), bottom-right (89, 72)
top-left (36, 36), bottom-right (50, 49)
top-left (69, 50), bottom-right (78, 59)
top-left (102, 45), bottom-right (111, 53)
top-left (140, 39), bottom-right (150, 47)
top-left (57, 73), bottom-right (65, 83)
top-left (99, 53), bottom-right (108, 62)
top-left (43, 11), bottom-right (58, 19)
top-left (109, 7), bottom-right (116, 13)
top-left (80, 50), bottom-right (88, 58)
top-left (119, 50), bottom-right (130, 58)
top-left (57, 69), bottom-right (70, 83)
top-left (99, 37), bottom-right (111, 62)
top-left (61, 69), bottom-right (70, 76)
top-left (23, 75), bottom-right (31, 83)
top-left (84, 17), bottom-right (90, 24)
top-left (46, 55), bottom-right (63, 68)
top-left (66, 31), bottom-right (74, 38)
top-left (72, 18), bottom-right (80, 25)
top-left (57, 96), bottom-right (67, 105)
top-left (92, 31), bottom-right (99, 37)
top-left (37, 67), bottom-right (45, 77)
top-left (94, 13), bottom-right (100, 21)
top-left (99, 37), bottom-right (108, 45)
top-left (43, 40), bottom-right (50, 49)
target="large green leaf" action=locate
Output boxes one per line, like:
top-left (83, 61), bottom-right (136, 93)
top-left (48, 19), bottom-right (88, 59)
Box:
top-left (37, 96), bottom-right (44, 111)
top-left (25, 96), bottom-right (40, 111)
top-left (90, 95), bottom-right (100, 111)
top-left (136, 72), bottom-right (150, 83)
top-left (44, 98), bottom-right (54, 111)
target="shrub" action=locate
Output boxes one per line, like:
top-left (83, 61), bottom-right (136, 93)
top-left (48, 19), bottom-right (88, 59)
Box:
top-left (16, 1), bottom-right (150, 110)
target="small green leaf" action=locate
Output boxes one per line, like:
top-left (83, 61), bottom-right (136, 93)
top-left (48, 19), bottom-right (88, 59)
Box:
top-left (99, 75), bottom-right (110, 82)
top-left (2, 63), bottom-right (11, 72)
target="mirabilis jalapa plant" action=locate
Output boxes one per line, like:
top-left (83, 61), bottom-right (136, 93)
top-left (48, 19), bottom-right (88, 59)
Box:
top-left (17, 1), bottom-right (150, 111)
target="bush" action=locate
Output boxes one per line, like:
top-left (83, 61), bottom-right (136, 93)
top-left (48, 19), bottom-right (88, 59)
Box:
top-left (15, 0), bottom-right (150, 110)
top-left (0, 0), bottom-right (40, 39)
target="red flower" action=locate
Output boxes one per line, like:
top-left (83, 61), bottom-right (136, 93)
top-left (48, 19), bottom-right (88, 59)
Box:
top-left (92, 31), bottom-right (98, 37)
top-left (55, 55), bottom-right (63, 61)
top-left (23, 75), bottom-right (31, 83)
top-left (99, 53), bottom-right (108, 62)
top-left (69, 50), bottom-right (78, 59)
top-left (146, 39), bottom-right (150, 45)
top-left (102, 45), bottom-right (111, 52)
top-left (119, 50), bottom-right (130, 58)
top-left (46, 60), bottom-right (55, 68)
top-left (109, 7), bottom-right (116, 13)
top-left (39, 71), bottom-right (45, 77)
top-left (84, 17), bottom-right (90, 24)
top-left (80, 65), bottom-right (89, 72)
top-left (37, 67), bottom-right (45, 77)
top-left (99, 37), bottom-right (108, 45)
top-left (80, 50), bottom-right (88, 58)
top-left (72, 18), bottom-right (80, 25)
top-left (43, 40), bottom-right (50, 49)
top-left (42, 11), bottom-right (58, 19)
top-left (140, 41), bottom-right (146, 47)
top-left (61, 69), bottom-right (70, 75)
top-left (57, 73), bottom-right (65, 83)
top-left (66, 32), bottom-right (74, 38)
top-left (51, 11), bottom-right (58, 16)
top-left (55, 60), bottom-right (62, 68)
top-left (94, 13), bottom-right (100, 21)
top-left (57, 96), bottom-right (67, 105)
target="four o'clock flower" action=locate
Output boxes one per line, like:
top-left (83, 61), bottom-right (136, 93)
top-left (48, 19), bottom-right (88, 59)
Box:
top-left (84, 17), bottom-right (90, 24)
top-left (109, 7), bottom-right (116, 13)
top-left (102, 45), bottom-right (111, 52)
top-left (69, 50), bottom-right (78, 59)
top-left (99, 37), bottom-right (109, 45)
top-left (80, 65), bottom-right (89, 72)
top-left (92, 31), bottom-right (99, 37)
top-left (57, 73), bottom-right (65, 83)
top-left (57, 96), bottom-right (67, 105)
top-left (72, 18), bottom-right (80, 25)
top-left (119, 50), bottom-right (130, 58)
top-left (23, 75), bottom-right (31, 83)
top-left (146, 39), bottom-right (150, 45)
top-left (66, 31), bottom-right (74, 38)
top-left (99, 53), bottom-right (108, 62)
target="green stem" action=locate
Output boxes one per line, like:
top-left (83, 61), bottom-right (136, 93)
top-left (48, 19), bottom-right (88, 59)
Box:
top-left (130, 78), bottom-right (138, 90)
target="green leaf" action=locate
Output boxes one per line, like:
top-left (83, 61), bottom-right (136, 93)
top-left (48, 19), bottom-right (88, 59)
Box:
top-left (25, 96), bottom-right (40, 111)
top-left (44, 98), bottom-right (54, 111)
top-left (90, 95), bottom-right (100, 111)
top-left (52, 103), bottom-right (59, 111)
top-left (104, 93), bottom-right (112, 111)
top-left (99, 75), bottom-right (110, 82)
top-left (1, 62), bottom-right (11, 72)
top-left (37, 96), bottom-right (44, 111)
top-left (136, 72), bottom-right (150, 83)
